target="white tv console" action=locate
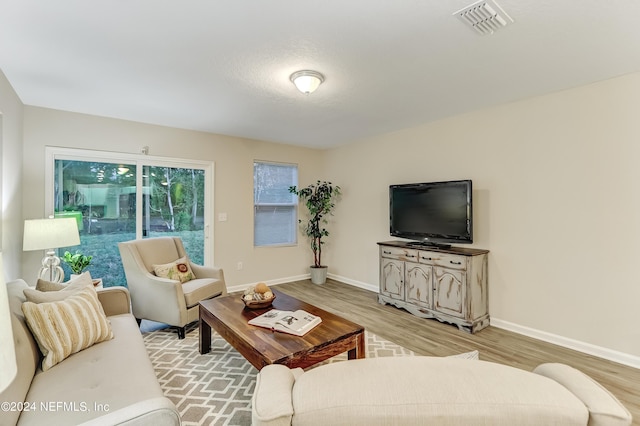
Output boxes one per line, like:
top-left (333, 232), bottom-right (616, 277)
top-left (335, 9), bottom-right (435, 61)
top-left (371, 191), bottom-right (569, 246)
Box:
top-left (377, 241), bottom-right (489, 333)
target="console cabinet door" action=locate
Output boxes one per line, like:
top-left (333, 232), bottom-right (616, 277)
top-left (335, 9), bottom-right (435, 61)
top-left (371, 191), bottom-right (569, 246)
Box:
top-left (380, 258), bottom-right (404, 301)
top-left (433, 267), bottom-right (465, 318)
top-left (405, 262), bottom-right (432, 309)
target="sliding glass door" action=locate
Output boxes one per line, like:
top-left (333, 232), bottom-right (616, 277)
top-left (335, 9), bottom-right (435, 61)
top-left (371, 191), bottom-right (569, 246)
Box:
top-left (141, 165), bottom-right (206, 264)
top-left (46, 148), bottom-right (213, 287)
top-left (53, 159), bottom-right (138, 285)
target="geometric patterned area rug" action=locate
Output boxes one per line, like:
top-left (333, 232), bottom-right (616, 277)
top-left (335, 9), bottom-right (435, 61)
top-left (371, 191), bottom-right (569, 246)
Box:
top-left (142, 324), bottom-right (415, 426)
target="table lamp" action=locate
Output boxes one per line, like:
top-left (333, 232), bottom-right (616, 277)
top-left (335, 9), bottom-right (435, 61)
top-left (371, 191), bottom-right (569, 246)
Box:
top-left (23, 217), bottom-right (81, 282)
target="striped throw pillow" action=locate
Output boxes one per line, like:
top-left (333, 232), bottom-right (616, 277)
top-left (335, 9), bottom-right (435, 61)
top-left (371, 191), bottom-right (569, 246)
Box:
top-left (21, 286), bottom-right (114, 371)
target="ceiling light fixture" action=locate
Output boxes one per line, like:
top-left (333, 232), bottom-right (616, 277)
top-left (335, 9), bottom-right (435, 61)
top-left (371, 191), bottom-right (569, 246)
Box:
top-left (290, 70), bottom-right (324, 94)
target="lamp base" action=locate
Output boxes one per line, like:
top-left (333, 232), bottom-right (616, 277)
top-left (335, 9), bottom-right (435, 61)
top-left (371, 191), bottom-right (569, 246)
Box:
top-left (38, 250), bottom-right (65, 283)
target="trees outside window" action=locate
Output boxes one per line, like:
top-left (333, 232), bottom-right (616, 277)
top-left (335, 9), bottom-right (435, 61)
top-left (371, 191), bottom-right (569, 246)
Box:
top-left (48, 149), bottom-right (213, 287)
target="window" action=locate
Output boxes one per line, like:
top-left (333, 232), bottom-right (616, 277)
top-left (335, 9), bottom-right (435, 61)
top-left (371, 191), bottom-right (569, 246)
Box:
top-left (254, 161), bottom-right (298, 246)
top-left (46, 148), bottom-right (213, 287)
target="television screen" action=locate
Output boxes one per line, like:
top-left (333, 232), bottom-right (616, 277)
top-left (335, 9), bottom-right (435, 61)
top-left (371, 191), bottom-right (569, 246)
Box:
top-left (389, 180), bottom-right (472, 245)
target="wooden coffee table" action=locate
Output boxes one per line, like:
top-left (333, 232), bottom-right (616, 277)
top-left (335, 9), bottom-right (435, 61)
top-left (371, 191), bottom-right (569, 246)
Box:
top-left (199, 289), bottom-right (365, 370)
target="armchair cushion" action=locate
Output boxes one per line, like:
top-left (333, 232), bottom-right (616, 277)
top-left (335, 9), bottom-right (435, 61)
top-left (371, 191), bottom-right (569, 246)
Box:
top-left (21, 286), bottom-right (114, 371)
top-left (182, 278), bottom-right (225, 307)
top-left (152, 256), bottom-right (195, 283)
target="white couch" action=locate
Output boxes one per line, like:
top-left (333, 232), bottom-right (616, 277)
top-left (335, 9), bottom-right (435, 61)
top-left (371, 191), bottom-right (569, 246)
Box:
top-left (252, 356), bottom-right (632, 426)
top-left (1, 279), bottom-right (181, 426)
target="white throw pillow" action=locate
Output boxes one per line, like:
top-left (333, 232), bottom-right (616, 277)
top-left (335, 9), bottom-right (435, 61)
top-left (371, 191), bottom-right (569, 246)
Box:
top-left (152, 256), bottom-right (196, 283)
top-left (23, 272), bottom-right (94, 303)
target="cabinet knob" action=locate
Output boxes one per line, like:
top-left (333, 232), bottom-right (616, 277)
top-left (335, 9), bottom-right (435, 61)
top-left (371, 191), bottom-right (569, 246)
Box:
top-left (450, 261), bottom-right (462, 265)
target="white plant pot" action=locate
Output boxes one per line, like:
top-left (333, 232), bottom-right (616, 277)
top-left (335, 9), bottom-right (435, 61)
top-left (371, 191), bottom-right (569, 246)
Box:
top-left (70, 272), bottom-right (91, 281)
top-left (69, 272), bottom-right (102, 288)
top-left (309, 266), bottom-right (328, 285)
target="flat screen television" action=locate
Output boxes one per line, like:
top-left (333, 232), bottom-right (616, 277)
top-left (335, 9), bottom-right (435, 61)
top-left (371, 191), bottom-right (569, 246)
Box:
top-left (389, 179), bottom-right (472, 247)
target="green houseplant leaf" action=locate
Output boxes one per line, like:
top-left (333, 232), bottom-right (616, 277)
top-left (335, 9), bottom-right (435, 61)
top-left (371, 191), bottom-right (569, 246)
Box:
top-left (62, 251), bottom-right (93, 275)
top-left (289, 180), bottom-right (341, 268)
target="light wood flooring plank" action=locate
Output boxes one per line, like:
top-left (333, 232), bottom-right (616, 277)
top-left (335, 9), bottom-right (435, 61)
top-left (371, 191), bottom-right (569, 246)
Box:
top-left (274, 279), bottom-right (640, 422)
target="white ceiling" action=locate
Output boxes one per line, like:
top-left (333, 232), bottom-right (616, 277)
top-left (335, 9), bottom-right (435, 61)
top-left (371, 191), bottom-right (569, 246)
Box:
top-left (1, 0), bottom-right (640, 149)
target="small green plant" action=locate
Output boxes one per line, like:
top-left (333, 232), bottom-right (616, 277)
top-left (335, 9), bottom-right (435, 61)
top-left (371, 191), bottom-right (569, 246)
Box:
top-left (289, 180), bottom-right (341, 268)
top-left (62, 251), bottom-right (93, 275)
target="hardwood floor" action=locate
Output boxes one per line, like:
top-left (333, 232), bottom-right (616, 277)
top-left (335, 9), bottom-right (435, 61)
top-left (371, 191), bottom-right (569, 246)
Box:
top-left (275, 279), bottom-right (640, 422)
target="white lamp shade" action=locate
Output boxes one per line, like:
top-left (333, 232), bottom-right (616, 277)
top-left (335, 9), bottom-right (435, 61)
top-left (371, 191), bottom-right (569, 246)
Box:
top-left (0, 255), bottom-right (18, 392)
top-left (23, 217), bottom-right (81, 251)
top-left (290, 70), bottom-right (324, 94)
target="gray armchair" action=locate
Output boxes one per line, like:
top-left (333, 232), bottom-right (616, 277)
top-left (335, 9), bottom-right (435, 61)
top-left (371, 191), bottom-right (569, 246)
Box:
top-left (118, 237), bottom-right (227, 338)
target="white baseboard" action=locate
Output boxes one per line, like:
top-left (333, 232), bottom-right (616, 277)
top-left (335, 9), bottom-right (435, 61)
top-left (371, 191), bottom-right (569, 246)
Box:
top-left (227, 274), bottom-right (310, 294)
top-left (327, 273), bottom-right (378, 292)
top-left (229, 273), bottom-right (378, 294)
top-left (491, 318), bottom-right (640, 369)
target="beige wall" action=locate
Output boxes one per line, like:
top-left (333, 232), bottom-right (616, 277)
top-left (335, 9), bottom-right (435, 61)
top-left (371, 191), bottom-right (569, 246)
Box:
top-left (325, 72), bottom-right (640, 359)
top-left (21, 106), bottom-right (325, 287)
top-left (0, 70), bottom-right (24, 280)
top-left (5, 70), bottom-right (640, 363)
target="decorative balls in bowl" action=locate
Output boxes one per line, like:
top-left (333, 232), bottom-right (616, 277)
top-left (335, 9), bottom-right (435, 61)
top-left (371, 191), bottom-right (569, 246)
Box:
top-left (243, 283), bottom-right (275, 309)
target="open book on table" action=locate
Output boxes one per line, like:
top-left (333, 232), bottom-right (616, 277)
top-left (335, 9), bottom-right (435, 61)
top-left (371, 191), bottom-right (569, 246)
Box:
top-left (248, 309), bottom-right (322, 336)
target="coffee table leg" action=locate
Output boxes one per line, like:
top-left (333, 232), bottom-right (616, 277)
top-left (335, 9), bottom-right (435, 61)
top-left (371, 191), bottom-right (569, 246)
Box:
top-left (348, 331), bottom-right (366, 360)
top-left (199, 317), bottom-right (211, 355)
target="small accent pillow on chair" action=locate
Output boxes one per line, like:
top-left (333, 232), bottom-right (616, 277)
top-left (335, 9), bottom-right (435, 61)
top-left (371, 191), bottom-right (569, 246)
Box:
top-left (152, 256), bottom-right (196, 283)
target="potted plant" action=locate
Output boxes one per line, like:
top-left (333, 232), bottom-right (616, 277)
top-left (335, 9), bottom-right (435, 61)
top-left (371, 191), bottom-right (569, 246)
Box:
top-left (289, 180), bottom-right (341, 284)
top-left (62, 251), bottom-right (93, 276)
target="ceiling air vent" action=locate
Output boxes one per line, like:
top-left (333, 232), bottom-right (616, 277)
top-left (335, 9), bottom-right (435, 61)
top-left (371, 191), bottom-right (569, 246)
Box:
top-left (454, 0), bottom-right (513, 35)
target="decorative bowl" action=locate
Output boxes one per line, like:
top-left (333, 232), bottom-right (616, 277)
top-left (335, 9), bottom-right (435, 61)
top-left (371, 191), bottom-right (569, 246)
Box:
top-left (243, 294), bottom-right (276, 309)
